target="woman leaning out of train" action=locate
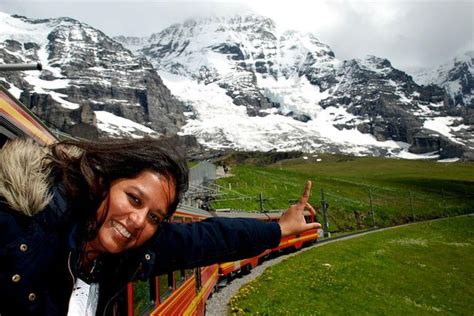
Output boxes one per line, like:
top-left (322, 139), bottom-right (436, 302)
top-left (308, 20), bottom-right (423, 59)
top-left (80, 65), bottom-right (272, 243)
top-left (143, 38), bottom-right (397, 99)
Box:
top-left (0, 137), bottom-right (320, 315)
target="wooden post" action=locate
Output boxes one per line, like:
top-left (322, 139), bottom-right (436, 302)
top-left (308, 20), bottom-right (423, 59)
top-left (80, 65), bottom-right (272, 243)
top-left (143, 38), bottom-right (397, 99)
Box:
top-left (320, 189), bottom-right (330, 237)
top-left (442, 188), bottom-right (448, 215)
top-left (259, 192), bottom-right (265, 212)
top-left (409, 191), bottom-right (415, 222)
top-left (369, 189), bottom-right (375, 228)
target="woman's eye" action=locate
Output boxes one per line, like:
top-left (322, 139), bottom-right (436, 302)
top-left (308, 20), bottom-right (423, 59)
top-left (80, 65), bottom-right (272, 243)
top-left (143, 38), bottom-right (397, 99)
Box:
top-left (148, 213), bottom-right (162, 225)
top-left (127, 193), bottom-right (141, 206)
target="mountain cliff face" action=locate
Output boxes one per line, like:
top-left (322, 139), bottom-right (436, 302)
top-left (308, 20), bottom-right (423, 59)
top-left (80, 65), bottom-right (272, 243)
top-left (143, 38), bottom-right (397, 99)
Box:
top-left (0, 12), bottom-right (187, 139)
top-left (412, 52), bottom-right (474, 151)
top-left (413, 51), bottom-right (473, 108)
top-left (116, 15), bottom-right (472, 159)
top-left (135, 16), bottom-right (337, 118)
top-left (1, 12), bottom-right (472, 159)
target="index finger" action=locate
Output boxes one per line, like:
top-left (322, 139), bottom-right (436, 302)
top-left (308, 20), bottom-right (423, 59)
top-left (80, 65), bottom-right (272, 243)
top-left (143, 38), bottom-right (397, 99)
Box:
top-left (298, 180), bottom-right (312, 206)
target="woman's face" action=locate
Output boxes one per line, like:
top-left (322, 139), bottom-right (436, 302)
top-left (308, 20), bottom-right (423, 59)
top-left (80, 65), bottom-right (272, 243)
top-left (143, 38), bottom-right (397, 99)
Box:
top-left (89, 170), bottom-right (176, 254)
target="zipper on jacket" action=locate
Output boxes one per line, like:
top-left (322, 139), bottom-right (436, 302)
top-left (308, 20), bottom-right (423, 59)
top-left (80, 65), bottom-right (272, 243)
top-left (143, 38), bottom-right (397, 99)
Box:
top-left (67, 251), bottom-right (75, 294)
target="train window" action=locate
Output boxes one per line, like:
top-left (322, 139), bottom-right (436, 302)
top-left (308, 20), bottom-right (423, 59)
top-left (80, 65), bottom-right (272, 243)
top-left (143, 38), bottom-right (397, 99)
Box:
top-left (184, 217), bottom-right (193, 223)
top-left (173, 216), bottom-right (184, 224)
top-left (132, 279), bottom-right (155, 315)
top-left (0, 122), bottom-right (20, 148)
top-left (185, 269), bottom-right (194, 279)
top-left (0, 132), bottom-right (10, 148)
top-left (158, 273), bottom-right (173, 301)
top-left (175, 269), bottom-right (185, 287)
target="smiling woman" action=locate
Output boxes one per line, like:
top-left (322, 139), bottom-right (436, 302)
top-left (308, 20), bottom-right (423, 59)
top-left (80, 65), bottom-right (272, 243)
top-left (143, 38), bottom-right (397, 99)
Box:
top-left (0, 137), bottom-right (320, 316)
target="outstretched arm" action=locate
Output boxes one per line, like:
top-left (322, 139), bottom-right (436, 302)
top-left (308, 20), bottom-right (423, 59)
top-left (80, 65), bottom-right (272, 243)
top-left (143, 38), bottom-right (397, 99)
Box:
top-left (148, 217), bottom-right (281, 273)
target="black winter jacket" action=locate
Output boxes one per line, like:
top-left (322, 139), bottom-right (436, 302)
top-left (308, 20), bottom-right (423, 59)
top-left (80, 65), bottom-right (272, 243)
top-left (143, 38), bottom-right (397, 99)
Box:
top-left (0, 139), bottom-right (281, 315)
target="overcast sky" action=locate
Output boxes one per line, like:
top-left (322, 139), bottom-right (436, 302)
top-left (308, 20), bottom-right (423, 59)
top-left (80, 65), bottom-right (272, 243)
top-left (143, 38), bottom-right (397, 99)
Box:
top-left (1, 0), bottom-right (472, 72)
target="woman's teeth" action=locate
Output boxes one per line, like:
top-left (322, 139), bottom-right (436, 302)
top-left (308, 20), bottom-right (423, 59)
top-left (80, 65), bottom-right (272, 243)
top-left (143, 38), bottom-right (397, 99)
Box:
top-left (112, 220), bottom-right (132, 239)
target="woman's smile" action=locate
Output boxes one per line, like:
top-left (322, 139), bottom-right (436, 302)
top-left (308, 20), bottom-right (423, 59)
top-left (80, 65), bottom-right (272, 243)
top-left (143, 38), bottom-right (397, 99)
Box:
top-left (111, 220), bottom-right (132, 239)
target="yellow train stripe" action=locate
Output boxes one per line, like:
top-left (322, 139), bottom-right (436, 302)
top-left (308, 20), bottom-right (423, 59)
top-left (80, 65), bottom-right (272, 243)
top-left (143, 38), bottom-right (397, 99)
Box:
top-left (151, 278), bottom-right (195, 315)
top-left (183, 269), bottom-right (219, 316)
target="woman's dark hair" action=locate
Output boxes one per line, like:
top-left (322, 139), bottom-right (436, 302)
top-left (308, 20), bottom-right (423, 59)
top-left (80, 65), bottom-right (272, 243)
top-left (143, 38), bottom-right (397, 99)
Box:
top-left (49, 137), bottom-right (189, 223)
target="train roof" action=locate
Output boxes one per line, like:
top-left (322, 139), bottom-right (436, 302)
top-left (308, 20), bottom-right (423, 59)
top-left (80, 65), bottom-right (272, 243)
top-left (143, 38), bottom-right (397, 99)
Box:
top-left (174, 203), bottom-right (216, 218)
top-left (214, 210), bottom-right (283, 220)
top-left (214, 209), bottom-right (316, 220)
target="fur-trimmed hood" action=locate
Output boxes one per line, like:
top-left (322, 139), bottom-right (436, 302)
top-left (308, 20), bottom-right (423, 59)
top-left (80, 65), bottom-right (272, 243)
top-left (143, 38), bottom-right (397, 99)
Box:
top-left (0, 138), bottom-right (52, 216)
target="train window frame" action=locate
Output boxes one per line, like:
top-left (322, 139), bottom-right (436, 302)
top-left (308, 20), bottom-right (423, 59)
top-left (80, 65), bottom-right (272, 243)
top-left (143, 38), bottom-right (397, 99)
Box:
top-left (185, 268), bottom-right (194, 280)
top-left (0, 118), bottom-right (23, 148)
top-left (173, 215), bottom-right (184, 224)
top-left (175, 269), bottom-right (186, 287)
top-left (158, 272), bottom-right (174, 302)
top-left (132, 278), bottom-right (156, 315)
top-left (0, 131), bottom-right (11, 148)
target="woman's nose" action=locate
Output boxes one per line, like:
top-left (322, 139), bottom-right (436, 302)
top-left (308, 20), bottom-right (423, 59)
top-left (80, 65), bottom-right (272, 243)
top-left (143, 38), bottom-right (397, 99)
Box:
top-left (128, 209), bottom-right (147, 228)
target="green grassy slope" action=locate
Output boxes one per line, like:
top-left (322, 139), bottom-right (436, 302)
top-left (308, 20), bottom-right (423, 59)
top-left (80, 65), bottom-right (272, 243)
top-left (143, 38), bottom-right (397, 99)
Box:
top-left (211, 155), bottom-right (474, 230)
top-left (230, 216), bottom-right (474, 315)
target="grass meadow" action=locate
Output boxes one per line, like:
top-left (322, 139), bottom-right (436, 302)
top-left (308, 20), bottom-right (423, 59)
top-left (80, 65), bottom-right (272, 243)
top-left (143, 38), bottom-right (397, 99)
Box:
top-left (229, 216), bottom-right (474, 315)
top-left (211, 154), bottom-right (474, 231)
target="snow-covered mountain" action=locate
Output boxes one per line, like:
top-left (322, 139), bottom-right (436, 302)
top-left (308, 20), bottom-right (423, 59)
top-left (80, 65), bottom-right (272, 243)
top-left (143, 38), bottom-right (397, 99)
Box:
top-left (117, 15), bottom-right (473, 159)
top-left (0, 12), bottom-right (187, 139)
top-left (412, 51), bottom-right (473, 108)
top-left (1, 12), bottom-right (472, 159)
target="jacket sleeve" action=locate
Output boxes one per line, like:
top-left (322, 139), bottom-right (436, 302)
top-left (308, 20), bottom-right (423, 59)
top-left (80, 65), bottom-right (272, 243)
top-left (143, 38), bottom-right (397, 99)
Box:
top-left (147, 217), bottom-right (281, 274)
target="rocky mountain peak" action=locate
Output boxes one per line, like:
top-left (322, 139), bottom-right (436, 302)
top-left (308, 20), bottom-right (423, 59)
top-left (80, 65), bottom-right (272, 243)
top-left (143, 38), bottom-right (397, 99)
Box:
top-left (127, 14), bottom-right (340, 120)
top-left (412, 50), bottom-right (473, 108)
top-left (0, 12), bottom-right (188, 139)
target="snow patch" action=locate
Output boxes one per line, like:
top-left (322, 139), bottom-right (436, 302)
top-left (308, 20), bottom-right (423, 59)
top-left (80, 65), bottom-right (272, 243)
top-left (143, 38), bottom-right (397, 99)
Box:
top-left (161, 71), bottom-right (413, 155)
top-left (437, 158), bottom-right (460, 163)
top-left (423, 117), bottom-right (465, 145)
top-left (95, 111), bottom-right (159, 138)
top-left (6, 82), bottom-right (23, 99)
top-left (49, 91), bottom-right (80, 109)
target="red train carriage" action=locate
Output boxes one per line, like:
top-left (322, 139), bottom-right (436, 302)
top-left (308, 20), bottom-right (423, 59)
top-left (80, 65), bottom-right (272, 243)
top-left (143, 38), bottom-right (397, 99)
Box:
top-left (216, 210), bottom-right (319, 280)
top-left (0, 85), bottom-right (57, 146)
